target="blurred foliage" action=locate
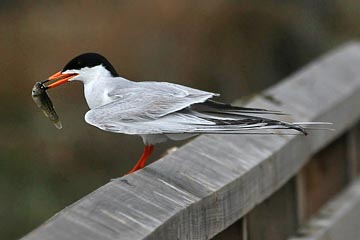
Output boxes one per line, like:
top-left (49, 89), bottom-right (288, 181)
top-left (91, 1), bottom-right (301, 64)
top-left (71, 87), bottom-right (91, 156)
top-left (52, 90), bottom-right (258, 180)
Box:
top-left (1, 0), bottom-right (360, 239)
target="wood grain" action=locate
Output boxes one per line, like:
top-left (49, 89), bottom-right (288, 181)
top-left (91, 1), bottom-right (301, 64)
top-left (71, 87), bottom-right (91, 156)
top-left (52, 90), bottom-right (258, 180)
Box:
top-left (289, 179), bottom-right (360, 240)
top-left (298, 134), bottom-right (350, 220)
top-left (246, 178), bottom-right (298, 240)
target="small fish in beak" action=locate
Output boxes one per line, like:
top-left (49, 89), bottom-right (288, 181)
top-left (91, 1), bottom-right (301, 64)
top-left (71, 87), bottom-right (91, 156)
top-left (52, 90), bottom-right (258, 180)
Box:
top-left (31, 81), bottom-right (62, 129)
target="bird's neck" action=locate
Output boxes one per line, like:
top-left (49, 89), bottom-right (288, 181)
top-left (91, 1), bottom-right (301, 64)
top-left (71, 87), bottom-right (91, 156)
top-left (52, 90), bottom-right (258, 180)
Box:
top-left (83, 75), bottom-right (132, 109)
top-left (75, 65), bottom-right (115, 109)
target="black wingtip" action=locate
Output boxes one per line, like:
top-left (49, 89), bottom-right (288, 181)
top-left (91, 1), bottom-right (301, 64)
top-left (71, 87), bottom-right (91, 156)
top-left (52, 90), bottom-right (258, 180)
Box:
top-left (280, 122), bottom-right (308, 136)
top-left (295, 125), bottom-right (308, 136)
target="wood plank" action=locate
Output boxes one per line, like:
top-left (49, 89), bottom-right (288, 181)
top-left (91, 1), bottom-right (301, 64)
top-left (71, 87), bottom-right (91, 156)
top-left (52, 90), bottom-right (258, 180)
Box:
top-left (346, 124), bottom-right (360, 177)
top-left (346, 129), bottom-right (357, 180)
top-left (246, 178), bottom-right (298, 240)
top-left (21, 42), bottom-right (360, 240)
top-left (298, 134), bottom-right (350, 220)
top-left (289, 178), bottom-right (360, 240)
top-left (212, 219), bottom-right (245, 240)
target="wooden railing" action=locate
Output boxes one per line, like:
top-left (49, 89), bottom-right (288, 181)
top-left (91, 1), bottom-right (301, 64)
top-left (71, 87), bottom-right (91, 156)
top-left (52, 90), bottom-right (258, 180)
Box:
top-left (22, 42), bottom-right (360, 240)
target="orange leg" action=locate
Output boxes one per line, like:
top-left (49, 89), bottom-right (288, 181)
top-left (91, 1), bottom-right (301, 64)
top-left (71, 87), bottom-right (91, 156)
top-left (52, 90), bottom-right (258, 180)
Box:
top-left (128, 145), bottom-right (155, 174)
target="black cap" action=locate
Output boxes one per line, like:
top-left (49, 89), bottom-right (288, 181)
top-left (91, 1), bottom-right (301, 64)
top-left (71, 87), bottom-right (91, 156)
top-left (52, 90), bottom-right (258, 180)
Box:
top-left (62, 53), bottom-right (119, 77)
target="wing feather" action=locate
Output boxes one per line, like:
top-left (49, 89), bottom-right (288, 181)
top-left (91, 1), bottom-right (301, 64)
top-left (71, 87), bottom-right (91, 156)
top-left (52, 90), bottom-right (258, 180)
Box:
top-left (85, 105), bottom-right (307, 135)
top-left (85, 81), bottom-right (308, 135)
top-left (103, 82), bottom-right (217, 120)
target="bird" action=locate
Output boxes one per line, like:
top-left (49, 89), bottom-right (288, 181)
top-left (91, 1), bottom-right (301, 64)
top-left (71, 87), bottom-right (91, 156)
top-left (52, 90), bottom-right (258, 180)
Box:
top-left (44, 53), bottom-right (327, 174)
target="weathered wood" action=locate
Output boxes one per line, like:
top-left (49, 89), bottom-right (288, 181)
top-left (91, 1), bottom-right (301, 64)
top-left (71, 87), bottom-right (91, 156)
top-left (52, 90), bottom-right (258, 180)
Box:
top-left (289, 179), bottom-right (360, 240)
top-left (346, 129), bottom-right (357, 180)
top-left (212, 219), bottom-right (245, 240)
top-left (347, 124), bottom-right (360, 177)
top-left (21, 42), bottom-right (360, 240)
top-left (297, 135), bottom-right (350, 220)
top-left (246, 178), bottom-right (298, 240)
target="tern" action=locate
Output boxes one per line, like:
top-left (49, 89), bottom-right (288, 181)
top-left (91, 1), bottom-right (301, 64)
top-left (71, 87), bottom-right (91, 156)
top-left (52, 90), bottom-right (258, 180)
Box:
top-left (45, 53), bottom-right (327, 174)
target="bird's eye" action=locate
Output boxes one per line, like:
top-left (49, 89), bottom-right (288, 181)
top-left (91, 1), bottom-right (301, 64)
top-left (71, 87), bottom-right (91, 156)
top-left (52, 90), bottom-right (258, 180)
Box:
top-left (77, 61), bottom-right (81, 65)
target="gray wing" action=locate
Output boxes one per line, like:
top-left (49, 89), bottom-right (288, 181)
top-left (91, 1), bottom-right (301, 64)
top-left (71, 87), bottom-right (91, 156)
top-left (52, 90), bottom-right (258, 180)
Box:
top-left (85, 81), bottom-right (219, 134)
top-left (85, 103), bottom-right (308, 135)
top-left (85, 101), bottom-right (308, 137)
top-left (85, 81), bottom-right (311, 135)
top-left (104, 81), bottom-right (218, 120)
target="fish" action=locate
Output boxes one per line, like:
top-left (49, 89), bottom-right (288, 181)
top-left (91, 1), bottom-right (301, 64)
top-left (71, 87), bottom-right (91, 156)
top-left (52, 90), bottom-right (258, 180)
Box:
top-left (32, 81), bottom-right (62, 129)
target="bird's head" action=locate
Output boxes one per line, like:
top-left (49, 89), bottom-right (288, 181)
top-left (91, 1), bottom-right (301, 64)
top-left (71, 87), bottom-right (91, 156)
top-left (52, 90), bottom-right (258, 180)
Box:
top-left (46, 53), bottom-right (119, 89)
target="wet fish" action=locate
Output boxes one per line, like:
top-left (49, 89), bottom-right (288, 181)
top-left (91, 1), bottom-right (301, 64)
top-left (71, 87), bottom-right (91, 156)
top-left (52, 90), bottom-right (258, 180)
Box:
top-left (32, 81), bottom-right (62, 129)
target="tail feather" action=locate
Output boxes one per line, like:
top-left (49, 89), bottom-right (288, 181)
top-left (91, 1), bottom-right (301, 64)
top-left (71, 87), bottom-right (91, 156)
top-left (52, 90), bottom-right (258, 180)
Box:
top-left (180, 100), bottom-right (334, 136)
top-left (191, 100), bottom-right (286, 115)
top-left (206, 118), bottom-right (308, 135)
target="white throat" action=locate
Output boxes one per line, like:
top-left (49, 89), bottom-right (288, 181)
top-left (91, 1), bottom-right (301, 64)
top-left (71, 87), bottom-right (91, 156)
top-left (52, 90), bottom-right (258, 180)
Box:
top-left (65, 65), bottom-right (112, 109)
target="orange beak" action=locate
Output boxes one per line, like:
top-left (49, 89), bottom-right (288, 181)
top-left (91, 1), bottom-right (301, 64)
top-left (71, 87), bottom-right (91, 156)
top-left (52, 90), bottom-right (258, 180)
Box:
top-left (46, 71), bottom-right (78, 89)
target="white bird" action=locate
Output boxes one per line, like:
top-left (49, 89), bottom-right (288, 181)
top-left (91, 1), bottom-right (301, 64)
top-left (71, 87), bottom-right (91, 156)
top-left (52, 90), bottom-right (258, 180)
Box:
top-left (45, 53), bottom-right (328, 173)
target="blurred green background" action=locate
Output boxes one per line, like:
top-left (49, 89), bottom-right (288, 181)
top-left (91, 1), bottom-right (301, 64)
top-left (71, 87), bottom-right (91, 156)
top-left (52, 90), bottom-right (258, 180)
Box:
top-left (0, 1), bottom-right (359, 239)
